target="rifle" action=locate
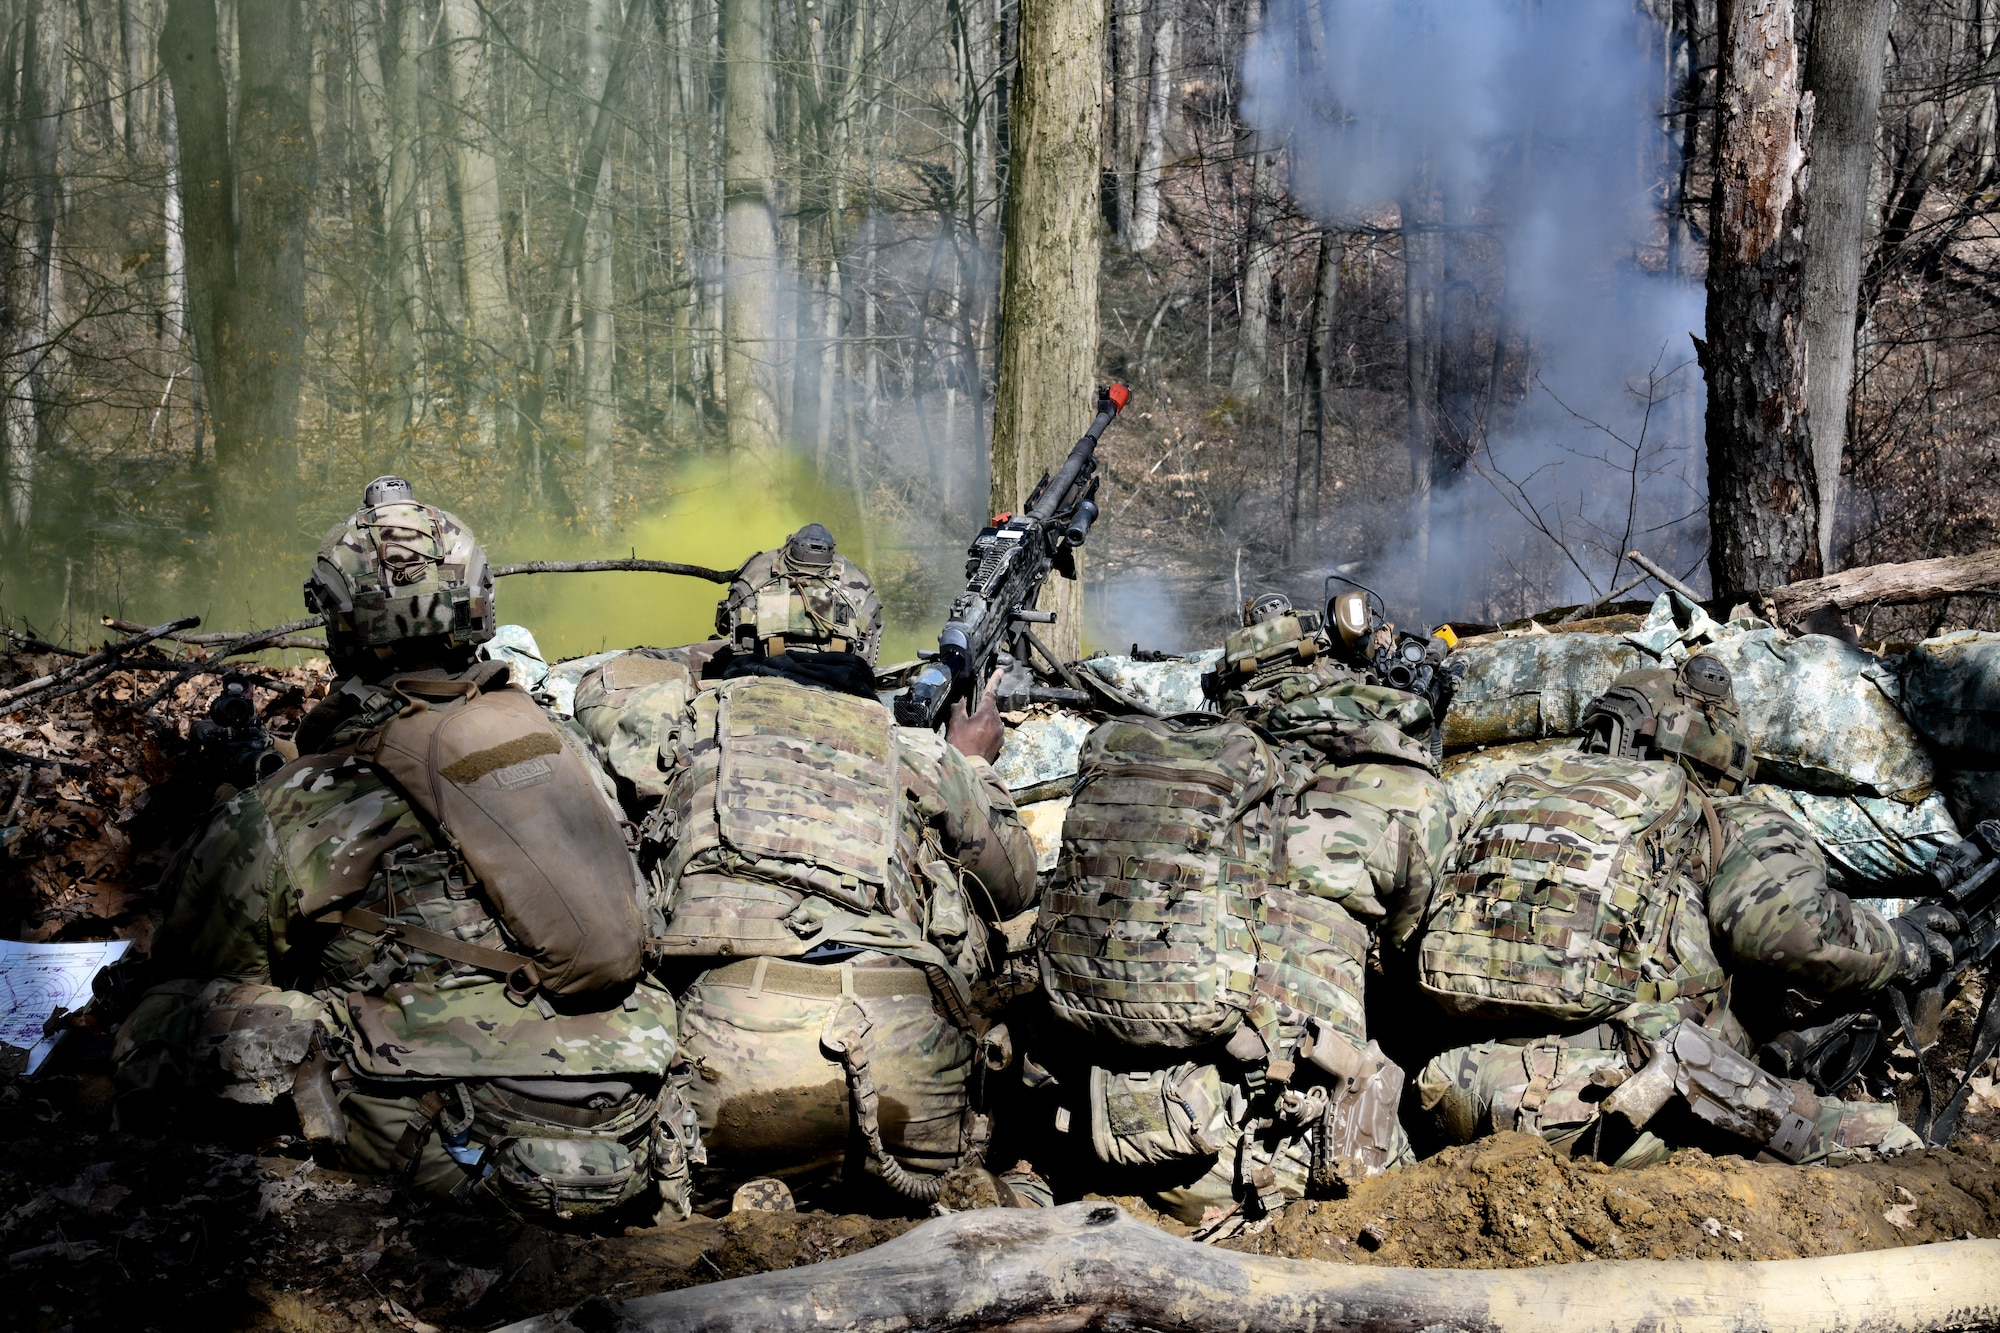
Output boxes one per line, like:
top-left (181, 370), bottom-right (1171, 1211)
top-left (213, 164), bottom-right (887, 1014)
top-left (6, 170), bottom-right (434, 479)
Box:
top-left (1889, 818), bottom-right (2000, 1144)
top-left (895, 384), bottom-right (1130, 729)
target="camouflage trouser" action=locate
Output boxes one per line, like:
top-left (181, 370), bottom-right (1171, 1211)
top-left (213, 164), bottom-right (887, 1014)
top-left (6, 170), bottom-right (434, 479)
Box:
top-left (340, 1072), bottom-right (699, 1222)
top-left (677, 952), bottom-right (976, 1191)
top-left (1415, 1015), bottom-right (1918, 1168)
top-left (1281, 760), bottom-right (1455, 945)
top-left (1708, 797), bottom-right (1902, 1003)
top-left (1147, 1087), bottom-right (1415, 1225)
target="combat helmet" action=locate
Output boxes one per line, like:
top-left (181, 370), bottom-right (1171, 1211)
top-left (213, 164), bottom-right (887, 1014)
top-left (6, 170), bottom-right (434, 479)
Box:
top-left (1205, 592), bottom-right (1331, 699)
top-left (303, 478), bottom-right (496, 670)
top-left (716, 523), bottom-right (885, 664)
top-left (1579, 652), bottom-right (1755, 794)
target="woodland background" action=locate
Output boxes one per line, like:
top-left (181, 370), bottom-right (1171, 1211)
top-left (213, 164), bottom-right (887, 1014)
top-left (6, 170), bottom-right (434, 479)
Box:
top-left (0, 0), bottom-right (1997, 659)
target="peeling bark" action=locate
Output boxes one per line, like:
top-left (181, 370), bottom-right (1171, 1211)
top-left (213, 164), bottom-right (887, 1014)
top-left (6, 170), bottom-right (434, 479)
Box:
top-left (1701, 0), bottom-right (1818, 601)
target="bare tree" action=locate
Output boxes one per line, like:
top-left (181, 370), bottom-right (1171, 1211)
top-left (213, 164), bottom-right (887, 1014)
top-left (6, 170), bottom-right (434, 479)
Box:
top-left (722, 0), bottom-right (784, 466)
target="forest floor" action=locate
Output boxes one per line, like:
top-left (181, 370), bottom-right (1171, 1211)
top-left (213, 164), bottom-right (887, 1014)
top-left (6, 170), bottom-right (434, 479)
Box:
top-left (0, 650), bottom-right (1997, 1333)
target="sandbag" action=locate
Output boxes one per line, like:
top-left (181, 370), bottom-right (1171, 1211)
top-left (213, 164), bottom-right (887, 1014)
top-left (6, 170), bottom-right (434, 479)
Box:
top-left (1696, 631), bottom-right (1934, 799)
top-left (1078, 651), bottom-right (1222, 715)
top-left (1900, 631), bottom-right (2000, 767)
top-left (1743, 784), bottom-right (1960, 892)
top-left (1441, 634), bottom-right (1644, 749)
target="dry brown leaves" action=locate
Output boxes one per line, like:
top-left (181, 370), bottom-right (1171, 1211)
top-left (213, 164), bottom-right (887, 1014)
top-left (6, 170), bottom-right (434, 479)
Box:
top-left (0, 651), bottom-right (330, 944)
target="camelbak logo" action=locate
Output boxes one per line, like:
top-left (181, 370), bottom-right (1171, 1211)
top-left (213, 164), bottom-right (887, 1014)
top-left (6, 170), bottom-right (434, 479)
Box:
top-left (440, 732), bottom-right (564, 784)
top-left (492, 757), bottom-right (554, 790)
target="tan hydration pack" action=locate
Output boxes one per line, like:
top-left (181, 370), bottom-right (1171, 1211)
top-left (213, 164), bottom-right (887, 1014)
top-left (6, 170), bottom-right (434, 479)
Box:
top-left (1418, 752), bottom-right (1726, 1025)
top-left (355, 672), bottom-right (644, 999)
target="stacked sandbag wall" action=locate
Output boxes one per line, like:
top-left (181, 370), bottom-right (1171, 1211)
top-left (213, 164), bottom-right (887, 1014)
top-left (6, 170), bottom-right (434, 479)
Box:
top-left (1440, 600), bottom-right (1960, 892)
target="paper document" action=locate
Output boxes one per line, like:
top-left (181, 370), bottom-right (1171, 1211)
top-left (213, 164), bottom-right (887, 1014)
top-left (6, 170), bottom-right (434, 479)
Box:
top-left (0, 939), bottom-right (131, 1075)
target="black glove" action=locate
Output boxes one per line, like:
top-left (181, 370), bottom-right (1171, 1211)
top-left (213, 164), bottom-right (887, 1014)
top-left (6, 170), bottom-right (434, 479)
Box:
top-left (1891, 904), bottom-right (1961, 986)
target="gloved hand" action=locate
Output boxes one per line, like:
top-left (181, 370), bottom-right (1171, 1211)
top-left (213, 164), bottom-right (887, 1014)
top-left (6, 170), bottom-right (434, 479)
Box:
top-left (1891, 903), bottom-right (1961, 986)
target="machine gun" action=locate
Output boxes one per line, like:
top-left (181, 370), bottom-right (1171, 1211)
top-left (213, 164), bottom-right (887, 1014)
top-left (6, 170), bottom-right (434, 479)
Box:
top-left (895, 384), bottom-right (1130, 729)
top-left (1890, 818), bottom-right (2000, 1144)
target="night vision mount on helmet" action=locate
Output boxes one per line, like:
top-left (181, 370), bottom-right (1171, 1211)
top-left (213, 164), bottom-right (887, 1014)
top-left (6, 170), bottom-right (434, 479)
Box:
top-left (303, 483), bottom-right (496, 666)
top-left (1322, 574), bottom-right (1462, 725)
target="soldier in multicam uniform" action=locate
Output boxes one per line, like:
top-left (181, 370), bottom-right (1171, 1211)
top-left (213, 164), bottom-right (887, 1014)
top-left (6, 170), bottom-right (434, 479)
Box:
top-left (572, 523), bottom-right (1038, 1203)
top-left (113, 478), bottom-right (700, 1223)
top-left (1011, 592), bottom-right (1451, 1222)
top-left (1409, 653), bottom-right (1936, 1167)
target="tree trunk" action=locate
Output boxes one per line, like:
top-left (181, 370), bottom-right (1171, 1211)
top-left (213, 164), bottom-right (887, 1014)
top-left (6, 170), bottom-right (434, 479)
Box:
top-left (383, 0), bottom-right (425, 449)
top-left (1800, 0), bottom-right (1892, 572)
top-left (498, 1202), bottom-right (2000, 1333)
top-left (3, 0), bottom-right (64, 542)
top-left (1699, 0), bottom-right (1817, 602)
top-left (1294, 226), bottom-right (1338, 557)
top-left (439, 0), bottom-right (512, 448)
top-left (1436, 182), bottom-right (1480, 479)
top-left (160, 0), bottom-right (235, 438)
top-left (581, 0), bottom-right (619, 527)
top-left (1129, 5), bottom-right (1176, 254)
top-left (990, 0), bottom-right (1104, 661)
top-left (1110, 0), bottom-right (1142, 245)
top-left (1761, 544), bottom-right (2000, 622)
top-left (1229, 139), bottom-right (1279, 406)
top-left (721, 0), bottom-right (784, 469)
top-left (1402, 184), bottom-right (1441, 590)
top-left (226, 0), bottom-right (314, 511)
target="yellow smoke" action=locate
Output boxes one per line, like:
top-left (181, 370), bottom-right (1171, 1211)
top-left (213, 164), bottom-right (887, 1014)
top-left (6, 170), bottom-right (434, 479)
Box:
top-left (492, 456), bottom-right (900, 663)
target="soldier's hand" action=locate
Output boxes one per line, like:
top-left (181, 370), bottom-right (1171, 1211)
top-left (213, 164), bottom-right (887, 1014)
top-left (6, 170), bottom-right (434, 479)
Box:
top-left (1892, 905), bottom-right (1960, 986)
top-left (947, 668), bottom-right (1007, 764)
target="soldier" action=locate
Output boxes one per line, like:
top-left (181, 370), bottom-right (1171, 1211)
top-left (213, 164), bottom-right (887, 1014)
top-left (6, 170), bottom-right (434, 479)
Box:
top-left (1016, 592), bottom-right (1452, 1222)
top-left (1409, 653), bottom-right (1929, 1167)
top-left (113, 479), bottom-right (699, 1223)
top-left (573, 523), bottom-right (1038, 1203)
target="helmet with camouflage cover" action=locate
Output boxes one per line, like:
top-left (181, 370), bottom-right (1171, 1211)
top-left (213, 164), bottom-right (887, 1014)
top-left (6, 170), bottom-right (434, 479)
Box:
top-left (1579, 652), bottom-right (1755, 794)
top-left (304, 481), bottom-right (496, 669)
top-left (1205, 592), bottom-right (1330, 699)
top-left (715, 523), bottom-right (884, 664)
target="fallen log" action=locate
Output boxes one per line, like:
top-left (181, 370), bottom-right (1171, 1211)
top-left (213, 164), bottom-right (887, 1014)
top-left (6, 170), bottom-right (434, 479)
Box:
top-left (1765, 547), bottom-right (2000, 623)
top-left (501, 1201), bottom-right (2000, 1333)
top-left (492, 558), bottom-right (734, 583)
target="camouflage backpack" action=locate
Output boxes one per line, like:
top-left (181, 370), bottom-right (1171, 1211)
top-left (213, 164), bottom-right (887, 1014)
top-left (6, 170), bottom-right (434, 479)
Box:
top-left (1038, 717), bottom-right (1285, 1048)
top-left (1418, 751), bottom-right (1727, 1025)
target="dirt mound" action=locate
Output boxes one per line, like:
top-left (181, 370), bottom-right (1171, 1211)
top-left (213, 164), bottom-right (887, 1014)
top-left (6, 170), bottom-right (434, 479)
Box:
top-left (1200, 1132), bottom-right (2000, 1267)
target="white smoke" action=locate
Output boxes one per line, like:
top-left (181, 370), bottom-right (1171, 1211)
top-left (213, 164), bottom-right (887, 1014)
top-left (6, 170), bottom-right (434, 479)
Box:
top-left (1245, 0), bottom-right (1707, 624)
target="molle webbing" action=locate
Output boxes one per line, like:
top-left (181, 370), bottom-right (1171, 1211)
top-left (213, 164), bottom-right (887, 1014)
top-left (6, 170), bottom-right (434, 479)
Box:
top-left (702, 955), bottom-right (934, 1000)
top-left (1419, 753), bottom-right (1725, 1025)
top-left (712, 677), bottom-right (900, 910)
top-left (1037, 718), bottom-right (1282, 1049)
